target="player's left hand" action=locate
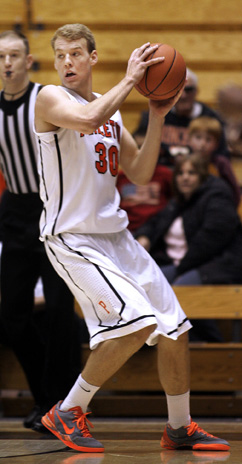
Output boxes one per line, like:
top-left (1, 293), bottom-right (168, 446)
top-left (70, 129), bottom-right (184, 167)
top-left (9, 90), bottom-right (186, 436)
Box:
top-left (148, 83), bottom-right (185, 118)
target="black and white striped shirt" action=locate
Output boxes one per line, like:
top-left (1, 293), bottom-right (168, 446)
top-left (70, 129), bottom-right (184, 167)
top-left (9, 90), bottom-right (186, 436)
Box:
top-left (0, 82), bottom-right (42, 194)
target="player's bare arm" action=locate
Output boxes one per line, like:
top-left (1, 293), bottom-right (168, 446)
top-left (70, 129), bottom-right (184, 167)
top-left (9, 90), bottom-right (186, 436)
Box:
top-left (35, 43), bottom-right (164, 134)
top-left (120, 90), bottom-right (184, 185)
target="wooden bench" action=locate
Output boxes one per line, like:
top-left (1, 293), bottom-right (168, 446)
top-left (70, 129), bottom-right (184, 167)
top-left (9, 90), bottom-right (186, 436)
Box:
top-left (1, 285), bottom-right (242, 418)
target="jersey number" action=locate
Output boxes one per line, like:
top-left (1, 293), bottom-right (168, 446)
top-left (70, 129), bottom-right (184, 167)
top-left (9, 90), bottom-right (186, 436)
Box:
top-left (95, 143), bottom-right (118, 176)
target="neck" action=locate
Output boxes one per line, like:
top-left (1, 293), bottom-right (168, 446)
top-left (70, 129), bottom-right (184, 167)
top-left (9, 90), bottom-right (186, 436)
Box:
top-left (3, 81), bottom-right (30, 101)
top-left (63, 76), bottom-right (93, 102)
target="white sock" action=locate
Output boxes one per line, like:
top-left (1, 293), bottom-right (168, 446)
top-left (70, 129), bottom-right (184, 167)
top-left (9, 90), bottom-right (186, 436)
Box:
top-left (166, 391), bottom-right (191, 429)
top-left (60, 374), bottom-right (100, 413)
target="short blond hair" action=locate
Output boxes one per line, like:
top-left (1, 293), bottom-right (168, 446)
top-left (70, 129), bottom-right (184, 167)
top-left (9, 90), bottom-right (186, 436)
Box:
top-left (51, 24), bottom-right (96, 54)
top-left (188, 116), bottom-right (222, 143)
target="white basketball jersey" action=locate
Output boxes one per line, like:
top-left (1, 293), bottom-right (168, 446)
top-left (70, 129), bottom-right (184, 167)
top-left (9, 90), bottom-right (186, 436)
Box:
top-left (34, 88), bottom-right (129, 237)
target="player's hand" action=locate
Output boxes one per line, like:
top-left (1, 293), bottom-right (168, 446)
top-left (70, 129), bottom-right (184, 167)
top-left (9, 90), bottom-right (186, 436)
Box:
top-left (136, 235), bottom-right (151, 251)
top-left (125, 43), bottom-right (165, 85)
top-left (149, 83), bottom-right (185, 118)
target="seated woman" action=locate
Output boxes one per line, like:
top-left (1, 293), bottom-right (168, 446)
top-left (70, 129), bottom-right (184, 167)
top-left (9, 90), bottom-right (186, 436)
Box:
top-left (136, 153), bottom-right (242, 341)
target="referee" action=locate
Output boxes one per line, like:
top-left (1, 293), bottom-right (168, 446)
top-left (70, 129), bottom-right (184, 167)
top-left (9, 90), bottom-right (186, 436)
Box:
top-left (0, 30), bottom-right (81, 432)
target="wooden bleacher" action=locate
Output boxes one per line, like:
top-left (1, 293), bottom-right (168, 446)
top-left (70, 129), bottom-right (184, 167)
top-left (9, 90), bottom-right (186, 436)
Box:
top-left (1, 286), bottom-right (242, 418)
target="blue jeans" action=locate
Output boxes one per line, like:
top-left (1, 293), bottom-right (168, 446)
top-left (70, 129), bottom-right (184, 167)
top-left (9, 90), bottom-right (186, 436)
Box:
top-left (159, 264), bottom-right (223, 342)
top-left (160, 264), bottom-right (202, 285)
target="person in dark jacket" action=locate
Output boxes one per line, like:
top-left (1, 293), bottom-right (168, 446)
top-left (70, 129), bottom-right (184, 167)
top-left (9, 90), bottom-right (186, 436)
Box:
top-left (136, 153), bottom-right (242, 341)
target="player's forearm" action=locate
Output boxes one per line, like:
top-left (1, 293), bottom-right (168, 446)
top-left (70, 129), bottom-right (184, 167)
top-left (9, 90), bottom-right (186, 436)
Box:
top-left (127, 115), bottom-right (165, 184)
top-left (85, 76), bottom-right (135, 131)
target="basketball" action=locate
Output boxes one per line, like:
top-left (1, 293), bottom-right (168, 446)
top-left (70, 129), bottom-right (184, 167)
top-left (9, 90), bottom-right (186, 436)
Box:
top-left (135, 43), bottom-right (186, 100)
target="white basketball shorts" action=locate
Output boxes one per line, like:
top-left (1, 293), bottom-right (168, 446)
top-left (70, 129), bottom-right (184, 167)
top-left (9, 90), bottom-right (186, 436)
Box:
top-left (44, 229), bottom-right (191, 349)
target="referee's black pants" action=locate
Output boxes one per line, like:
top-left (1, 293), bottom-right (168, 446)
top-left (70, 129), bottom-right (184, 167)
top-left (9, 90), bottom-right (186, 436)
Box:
top-left (0, 192), bottom-right (81, 409)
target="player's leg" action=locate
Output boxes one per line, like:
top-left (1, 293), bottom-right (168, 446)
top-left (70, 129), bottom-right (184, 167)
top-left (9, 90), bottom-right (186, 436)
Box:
top-left (81, 323), bottom-right (156, 386)
top-left (158, 331), bottom-right (229, 451)
top-left (133, 240), bottom-right (230, 451)
top-left (42, 231), bottom-right (230, 452)
top-left (41, 324), bottom-right (156, 452)
top-left (158, 331), bottom-right (190, 396)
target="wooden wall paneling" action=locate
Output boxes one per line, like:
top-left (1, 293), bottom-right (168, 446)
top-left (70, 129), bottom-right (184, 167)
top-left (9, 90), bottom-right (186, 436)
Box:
top-left (30, 0), bottom-right (242, 28)
top-left (0, 0), bottom-right (27, 30)
top-left (28, 30), bottom-right (242, 67)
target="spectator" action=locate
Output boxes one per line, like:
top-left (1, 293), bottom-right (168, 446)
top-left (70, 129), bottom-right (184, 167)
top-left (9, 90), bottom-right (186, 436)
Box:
top-left (135, 68), bottom-right (229, 166)
top-left (188, 116), bottom-right (241, 207)
top-left (216, 83), bottom-right (242, 157)
top-left (136, 153), bottom-right (242, 341)
top-left (0, 30), bottom-right (81, 432)
top-left (117, 129), bottom-right (173, 232)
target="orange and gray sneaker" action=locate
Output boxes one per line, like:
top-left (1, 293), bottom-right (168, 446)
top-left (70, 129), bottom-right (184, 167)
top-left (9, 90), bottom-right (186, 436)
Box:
top-left (161, 421), bottom-right (230, 451)
top-left (41, 401), bottom-right (104, 453)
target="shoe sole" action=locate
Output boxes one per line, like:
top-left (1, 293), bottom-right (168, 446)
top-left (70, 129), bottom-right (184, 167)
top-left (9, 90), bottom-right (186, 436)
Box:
top-left (41, 414), bottom-right (104, 453)
top-left (161, 437), bottom-right (230, 451)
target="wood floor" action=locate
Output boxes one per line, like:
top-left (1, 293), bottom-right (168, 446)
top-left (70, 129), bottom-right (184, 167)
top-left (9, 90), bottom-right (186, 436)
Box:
top-left (0, 417), bottom-right (241, 463)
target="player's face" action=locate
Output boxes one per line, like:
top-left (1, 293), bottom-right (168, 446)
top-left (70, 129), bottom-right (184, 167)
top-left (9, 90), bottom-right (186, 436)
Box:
top-left (54, 37), bottom-right (97, 92)
top-left (189, 131), bottom-right (219, 160)
top-left (176, 160), bottom-right (201, 199)
top-left (0, 37), bottom-right (32, 86)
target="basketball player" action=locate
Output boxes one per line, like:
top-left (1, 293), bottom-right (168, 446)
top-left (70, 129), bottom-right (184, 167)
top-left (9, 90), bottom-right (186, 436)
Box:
top-left (0, 30), bottom-right (81, 432)
top-left (34, 24), bottom-right (229, 453)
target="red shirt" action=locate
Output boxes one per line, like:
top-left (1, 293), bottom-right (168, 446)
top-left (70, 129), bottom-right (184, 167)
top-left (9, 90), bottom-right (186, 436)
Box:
top-left (0, 171), bottom-right (6, 198)
top-left (117, 165), bottom-right (173, 231)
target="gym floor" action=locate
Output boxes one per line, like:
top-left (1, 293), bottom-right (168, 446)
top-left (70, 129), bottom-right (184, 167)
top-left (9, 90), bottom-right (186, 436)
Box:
top-left (0, 417), bottom-right (241, 463)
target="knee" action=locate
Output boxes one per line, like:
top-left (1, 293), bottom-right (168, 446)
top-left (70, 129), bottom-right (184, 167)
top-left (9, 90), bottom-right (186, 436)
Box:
top-left (177, 331), bottom-right (189, 349)
top-left (136, 323), bottom-right (157, 345)
top-left (146, 323), bottom-right (157, 337)
top-left (159, 330), bottom-right (189, 350)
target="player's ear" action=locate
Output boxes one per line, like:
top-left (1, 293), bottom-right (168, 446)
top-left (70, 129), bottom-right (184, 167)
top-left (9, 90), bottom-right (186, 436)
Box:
top-left (26, 53), bottom-right (34, 70)
top-left (90, 50), bottom-right (98, 67)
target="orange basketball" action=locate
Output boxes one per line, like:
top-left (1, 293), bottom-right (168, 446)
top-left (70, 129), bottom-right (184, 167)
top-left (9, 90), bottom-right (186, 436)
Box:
top-left (135, 43), bottom-right (186, 100)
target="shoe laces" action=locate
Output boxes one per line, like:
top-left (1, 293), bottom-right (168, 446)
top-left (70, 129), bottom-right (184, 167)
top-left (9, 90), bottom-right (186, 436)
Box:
top-left (186, 421), bottom-right (214, 438)
top-left (73, 408), bottom-right (94, 438)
